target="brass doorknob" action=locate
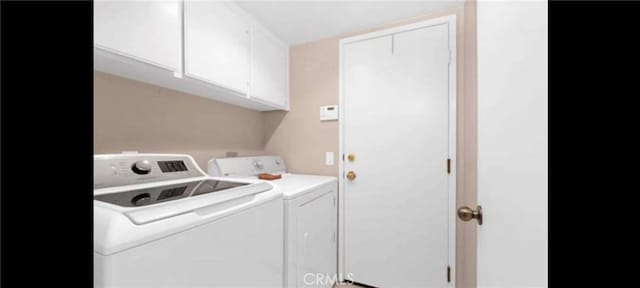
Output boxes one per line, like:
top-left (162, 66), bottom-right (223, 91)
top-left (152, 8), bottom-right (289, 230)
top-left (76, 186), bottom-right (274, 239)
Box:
top-left (457, 205), bottom-right (483, 225)
top-left (346, 171), bottom-right (356, 181)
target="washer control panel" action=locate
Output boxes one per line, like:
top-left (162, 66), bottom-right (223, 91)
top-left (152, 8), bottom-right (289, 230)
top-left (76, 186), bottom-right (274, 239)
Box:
top-left (94, 154), bottom-right (205, 189)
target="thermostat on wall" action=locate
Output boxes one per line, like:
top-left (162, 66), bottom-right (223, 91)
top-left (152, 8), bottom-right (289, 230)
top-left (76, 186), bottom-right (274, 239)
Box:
top-left (320, 105), bottom-right (338, 121)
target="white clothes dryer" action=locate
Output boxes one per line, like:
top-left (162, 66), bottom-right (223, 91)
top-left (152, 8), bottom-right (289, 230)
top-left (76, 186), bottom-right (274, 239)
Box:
top-left (209, 156), bottom-right (338, 288)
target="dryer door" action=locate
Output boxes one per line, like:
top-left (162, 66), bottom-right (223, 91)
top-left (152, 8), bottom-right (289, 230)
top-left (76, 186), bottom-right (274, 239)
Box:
top-left (296, 191), bottom-right (337, 287)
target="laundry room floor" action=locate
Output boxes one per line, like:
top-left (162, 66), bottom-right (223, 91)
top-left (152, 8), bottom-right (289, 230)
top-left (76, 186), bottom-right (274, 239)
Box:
top-left (335, 283), bottom-right (363, 287)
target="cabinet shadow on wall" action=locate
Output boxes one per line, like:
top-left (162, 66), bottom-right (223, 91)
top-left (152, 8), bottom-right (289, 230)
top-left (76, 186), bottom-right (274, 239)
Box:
top-left (262, 110), bottom-right (288, 144)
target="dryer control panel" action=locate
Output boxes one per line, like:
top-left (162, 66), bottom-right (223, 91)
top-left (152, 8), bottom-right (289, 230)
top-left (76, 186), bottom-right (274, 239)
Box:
top-left (94, 153), bottom-right (205, 189)
top-left (208, 156), bottom-right (287, 177)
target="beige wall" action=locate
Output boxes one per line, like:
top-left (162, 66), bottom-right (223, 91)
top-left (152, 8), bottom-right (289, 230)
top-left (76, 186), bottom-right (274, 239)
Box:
top-left (460, 1), bottom-right (478, 287)
top-left (263, 38), bottom-right (339, 176)
top-left (94, 71), bottom-right (266, 169)
top-left (263, 6), bottom-right (477, 288)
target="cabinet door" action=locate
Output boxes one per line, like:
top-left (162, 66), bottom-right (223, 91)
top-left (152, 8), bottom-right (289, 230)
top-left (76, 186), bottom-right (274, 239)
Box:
top-left (94, 0), bottom-right (182, 72)
top-left (250, 25), bottom-right (289, 108)
top-left (184, 1), bottom-right (250, 95)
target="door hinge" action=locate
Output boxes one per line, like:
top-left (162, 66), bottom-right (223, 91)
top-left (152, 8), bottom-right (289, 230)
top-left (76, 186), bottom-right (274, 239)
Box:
top-left (391, 34), bottom-right (395, 54)
top-left (447, 158), bottom-right (451, 174)
top-left (342, 154), bottom-right (345, 161)
top-left (447, 266), bottom-right (451, 283)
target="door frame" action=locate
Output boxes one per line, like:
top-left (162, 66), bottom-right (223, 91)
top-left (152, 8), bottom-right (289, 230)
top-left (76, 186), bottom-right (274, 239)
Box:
top-left (337, 15), bottom-right (457, 286)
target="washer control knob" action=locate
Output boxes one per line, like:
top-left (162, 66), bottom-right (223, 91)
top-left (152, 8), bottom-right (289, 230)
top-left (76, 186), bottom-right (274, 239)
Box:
top-left (132, 160), bottom-right (152, 175)
top-left (131, 193), bottom-right (151, 206)
top-left (254, 160), bottom-right (264, 170)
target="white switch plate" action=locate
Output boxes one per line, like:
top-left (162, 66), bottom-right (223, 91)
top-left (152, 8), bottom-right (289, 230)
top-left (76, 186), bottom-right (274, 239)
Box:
top-left (325, 152), bottom-right (334, 166)
top-left (320, 105), bottom-right (338, 121)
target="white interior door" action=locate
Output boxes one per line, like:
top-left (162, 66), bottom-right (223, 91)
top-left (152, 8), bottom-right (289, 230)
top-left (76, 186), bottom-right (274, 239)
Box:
top-left (340, 17), bottom-right (455, 288)
top-left (476, 1), bottom-right (548, 287)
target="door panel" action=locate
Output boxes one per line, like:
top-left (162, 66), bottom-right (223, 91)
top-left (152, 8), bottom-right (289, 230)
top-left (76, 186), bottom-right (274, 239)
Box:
top-left (184, 1), bottom-right (250, 94)
top-left (251, 24), bottom-right (289, 108)
top-left (343, 23), bottom-right (451, 288)
top-left (477, 1), bottom-right (548, 287)
top-left (94, 0), bottom-right (182, 72)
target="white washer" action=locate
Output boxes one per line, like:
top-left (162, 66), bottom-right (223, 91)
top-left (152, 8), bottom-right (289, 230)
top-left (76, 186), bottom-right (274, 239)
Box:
top-left (94, 153), bottom-right (284, 288)
top-left (209, 156), bottom-right (338, 288)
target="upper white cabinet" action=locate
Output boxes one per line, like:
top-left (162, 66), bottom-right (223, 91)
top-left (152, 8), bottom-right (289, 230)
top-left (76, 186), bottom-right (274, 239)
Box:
top-left (250, 24), bottom-right (290, 109)
top-left (184, 1), bottom-right (251, 95)
top-left (94, 1), bottom-right (289, 111)
top-left (94, 0), bottom-right (182, 72)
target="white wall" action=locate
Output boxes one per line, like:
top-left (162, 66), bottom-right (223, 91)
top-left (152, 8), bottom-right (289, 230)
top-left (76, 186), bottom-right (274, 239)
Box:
top-left (477, 0), bottom-right (548, 287)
